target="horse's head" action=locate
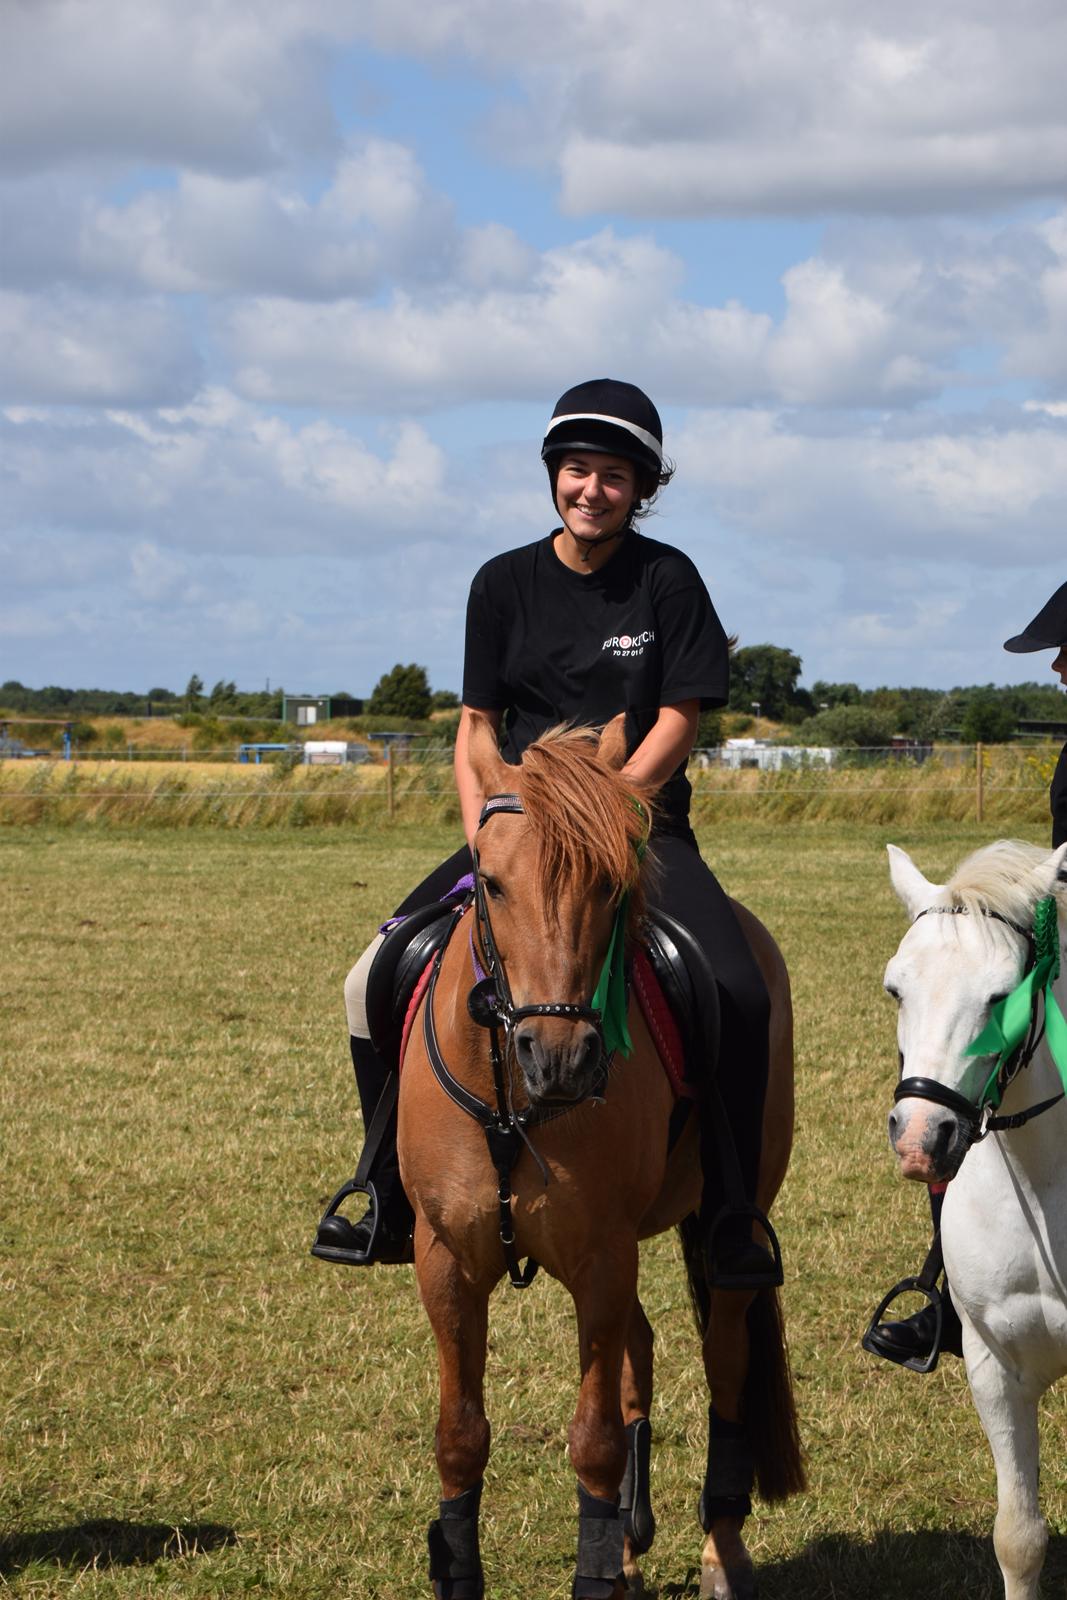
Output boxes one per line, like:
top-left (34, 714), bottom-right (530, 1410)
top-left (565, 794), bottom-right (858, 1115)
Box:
top-left (882, 839), bottom-right (1067, 1183)
top-left (466, 713), bottom-right (651, 1106)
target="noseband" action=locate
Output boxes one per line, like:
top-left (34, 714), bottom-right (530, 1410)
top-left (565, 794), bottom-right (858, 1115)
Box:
top-left (895, 900), bottom-right (1065, 1143)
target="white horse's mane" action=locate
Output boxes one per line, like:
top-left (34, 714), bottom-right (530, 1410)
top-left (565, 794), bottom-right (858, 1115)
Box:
top-left (935, 838), bottom-right (1065, 923)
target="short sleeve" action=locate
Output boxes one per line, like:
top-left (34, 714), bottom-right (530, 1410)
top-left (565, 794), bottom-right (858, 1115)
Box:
top-left (461, 566), bottom-right (508, 710)
top-left (1052, 741), bottom-right (1067, 848)
top-left (651, 557), bottom-right (729, 710)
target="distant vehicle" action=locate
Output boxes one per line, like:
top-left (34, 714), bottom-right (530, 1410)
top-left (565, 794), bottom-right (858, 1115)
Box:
top-left (302, 740), bottom-right (372, 766)
top-left (0, 736), bottom-right (40, 758)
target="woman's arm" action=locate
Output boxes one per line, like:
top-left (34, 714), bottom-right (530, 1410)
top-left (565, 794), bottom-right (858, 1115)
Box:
top-left (621, 700), bottom-right (700, 791)
top-left (455, 705), bottom-right (504, 850)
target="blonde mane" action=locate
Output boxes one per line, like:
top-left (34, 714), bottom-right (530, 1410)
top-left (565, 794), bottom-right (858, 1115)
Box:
top-left (935, 838), bottom-right (1065, 924)
top-left (513, 726), bottom-right (653, 919)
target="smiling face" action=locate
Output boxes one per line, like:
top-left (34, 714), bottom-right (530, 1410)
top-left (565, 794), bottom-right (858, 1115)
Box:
top-left (553, 450), bottom-right (638, 563)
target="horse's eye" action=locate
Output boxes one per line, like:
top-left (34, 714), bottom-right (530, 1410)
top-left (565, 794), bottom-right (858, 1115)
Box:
top-left (481, 874), bottom-right (504, 901)
top-left (884, 984), bottom-right (901, 1003)
top-left (987, 991), bottom-right (1009, 1007)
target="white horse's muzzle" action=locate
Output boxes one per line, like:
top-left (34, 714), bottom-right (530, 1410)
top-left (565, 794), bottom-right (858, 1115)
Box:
top-left (888, 1095), bottom-right (971, 1183)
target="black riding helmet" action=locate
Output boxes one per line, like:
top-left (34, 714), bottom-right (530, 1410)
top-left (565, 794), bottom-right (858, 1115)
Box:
top-left (542, 378), bottom-right (665, 476)
top-left (541, 378), bottom-right (671, 521)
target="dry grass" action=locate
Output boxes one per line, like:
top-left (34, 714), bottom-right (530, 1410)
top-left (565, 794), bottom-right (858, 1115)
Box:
top-left (1, 820), bottom-right (1065, 1598)
top-left (2, 743), bottom-right (1059, 832)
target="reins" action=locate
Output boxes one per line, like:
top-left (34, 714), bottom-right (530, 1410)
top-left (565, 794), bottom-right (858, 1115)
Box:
top-left (896, 896), bottom-right (1067, 1144)
top-left (421, 790), bottom-right (646, 1288)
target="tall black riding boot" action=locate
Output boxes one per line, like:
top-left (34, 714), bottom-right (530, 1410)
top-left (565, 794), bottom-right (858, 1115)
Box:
top-left (311, 1036), bottom-right (415, 1266)
top-left (863, 1185), bottom-right (963, 1367)
top-left (698, 1087), bottom-right (782, 1292)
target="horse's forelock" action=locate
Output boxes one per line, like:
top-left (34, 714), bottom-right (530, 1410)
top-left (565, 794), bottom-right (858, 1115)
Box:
top-left (514, 727), bottom-right (650, 919)
top-left (937, 839), bottom-right (1064, 925)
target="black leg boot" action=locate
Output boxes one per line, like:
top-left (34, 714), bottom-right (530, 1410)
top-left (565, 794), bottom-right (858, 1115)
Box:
top-left (698, 1083), bottom-right (782, 1292)
top-left (311, 1036), bottom-right (415, 1266)
top-left (863, 1186), bottom-right (963, 1367)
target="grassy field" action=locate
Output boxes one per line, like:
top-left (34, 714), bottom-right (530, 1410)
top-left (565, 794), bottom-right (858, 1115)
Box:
top-left (2, 820), bottom-right (1065, 1598)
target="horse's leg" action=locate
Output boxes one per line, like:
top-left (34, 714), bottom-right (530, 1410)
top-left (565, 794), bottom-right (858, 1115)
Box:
top-left (619, 1298), bottom-right (655, 1591)
top-left (415, 1223), bottom-right (493, 1600)
top-left (966, 1343), bottom-right (1047, 1600)
top-left (568, 1245), bottom-right (638, 1600)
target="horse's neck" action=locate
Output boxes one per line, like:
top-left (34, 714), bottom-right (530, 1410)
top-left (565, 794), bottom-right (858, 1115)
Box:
top-left (993, 907), bottom-right (1067, 1171)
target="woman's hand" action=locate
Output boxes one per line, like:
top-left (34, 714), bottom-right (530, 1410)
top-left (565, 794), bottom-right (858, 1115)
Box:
top-left (621, 700), bottom-right (700, 791)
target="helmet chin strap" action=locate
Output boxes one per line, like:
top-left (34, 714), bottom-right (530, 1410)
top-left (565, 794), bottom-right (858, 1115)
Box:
top-left (573, 527), bottom-right (626, 563)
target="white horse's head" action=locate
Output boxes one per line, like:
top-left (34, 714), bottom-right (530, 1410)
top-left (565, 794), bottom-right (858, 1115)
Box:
top-left (883, 838), bottom-right (1067, 1183)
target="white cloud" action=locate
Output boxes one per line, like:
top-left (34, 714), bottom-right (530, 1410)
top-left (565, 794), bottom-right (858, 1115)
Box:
top-left (346, 0), bottom-right (1067, 218)
top-left (0, 0), bottom-right (347, 177)
top-left (0, 290), bottom-right (202, 406)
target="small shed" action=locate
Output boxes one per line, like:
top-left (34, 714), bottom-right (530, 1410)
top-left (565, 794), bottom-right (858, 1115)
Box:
top-left (303, 740), bottom-right (371, 766)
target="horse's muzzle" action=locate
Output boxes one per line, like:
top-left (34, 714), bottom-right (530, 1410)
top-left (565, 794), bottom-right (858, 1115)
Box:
top-left (513, 1018), bottom-right (605, 1105)
top-left (888, 1096), bottom-right (970, 1183)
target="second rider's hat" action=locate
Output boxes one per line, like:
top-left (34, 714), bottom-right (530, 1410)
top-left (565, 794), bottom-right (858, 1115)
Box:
top-left (541, 378), bottom-right (664, 478)
top-left (1003, 581), bottom-right (1067, 652)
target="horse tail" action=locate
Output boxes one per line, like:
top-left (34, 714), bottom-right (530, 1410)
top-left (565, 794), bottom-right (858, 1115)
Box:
top-left (675, 1215), bottom-right (806, 1503)
top-left (743, 1286), bottom-right (806, 1501)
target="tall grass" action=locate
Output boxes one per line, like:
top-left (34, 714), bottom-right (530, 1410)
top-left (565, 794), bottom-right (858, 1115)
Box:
top-left (1, 745), bottom-right (1056, 829)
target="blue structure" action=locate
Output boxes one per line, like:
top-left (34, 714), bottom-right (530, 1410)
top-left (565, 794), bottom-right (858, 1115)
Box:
top-left (237, 743), bottom-right (295, 764)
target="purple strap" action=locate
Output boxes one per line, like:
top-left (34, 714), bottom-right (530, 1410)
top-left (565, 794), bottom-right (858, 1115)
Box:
top-left (378, 873), bottom-right (475, 936)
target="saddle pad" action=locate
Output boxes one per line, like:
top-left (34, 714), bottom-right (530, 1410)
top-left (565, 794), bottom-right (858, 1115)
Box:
top-left (399, 951), bottom-right (440, 1073)
top-left (632, 946), bottom-right (693, 1100)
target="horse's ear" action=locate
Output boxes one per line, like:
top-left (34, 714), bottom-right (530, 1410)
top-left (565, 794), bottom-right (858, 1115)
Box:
top-left (466, 711), bottom-right (509, 792)
top-left (887, 844), bottom-right (939, 919)
top-left (1035, 840), bottom-right (1067, 897)
top-left (598, 714), bottom-right (628, 772)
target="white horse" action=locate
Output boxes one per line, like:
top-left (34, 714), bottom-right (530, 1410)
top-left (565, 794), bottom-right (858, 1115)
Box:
top-left (880, 838), bottom-right (1067, 1600)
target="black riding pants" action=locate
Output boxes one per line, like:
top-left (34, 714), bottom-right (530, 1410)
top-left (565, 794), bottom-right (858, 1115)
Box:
top-left (391, 830), bottom-right (770, 1201)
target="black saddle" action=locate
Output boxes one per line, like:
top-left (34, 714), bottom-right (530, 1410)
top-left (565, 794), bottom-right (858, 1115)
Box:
top-left (365, 889), bottom-right (471, 1067)
top-left (642, 909), bottom-right (721, 1081)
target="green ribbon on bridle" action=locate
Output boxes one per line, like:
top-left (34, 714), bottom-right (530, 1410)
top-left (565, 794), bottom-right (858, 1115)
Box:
top-left (589, 798), bottom-right (651, 1060)
top-left (965, 894), bottom-right (1067, 1109)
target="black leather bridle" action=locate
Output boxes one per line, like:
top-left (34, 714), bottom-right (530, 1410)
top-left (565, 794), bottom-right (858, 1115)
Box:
top-left (894, 904), bottom-right (1059, 1143)
top-left (420, 792), bottom-right (620, 1287)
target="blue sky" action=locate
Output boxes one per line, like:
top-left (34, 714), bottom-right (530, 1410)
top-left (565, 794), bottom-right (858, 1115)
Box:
top-left (2, 0), bottom-right (1066, 700)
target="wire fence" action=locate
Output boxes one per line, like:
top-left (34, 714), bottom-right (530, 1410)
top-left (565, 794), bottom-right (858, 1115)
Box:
top-left (0, 742), bottom-right (1059, 829)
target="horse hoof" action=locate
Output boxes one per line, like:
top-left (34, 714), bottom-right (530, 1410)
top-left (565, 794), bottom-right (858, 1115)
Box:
top-left (622, 1559), bottom-right (647, 1595)
top-left (699, 1559), bottom-right (757, 1600)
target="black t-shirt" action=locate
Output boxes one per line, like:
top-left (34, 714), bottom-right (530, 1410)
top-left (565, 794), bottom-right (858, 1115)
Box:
top-left (462, 530), bottom-right (729, 835)
top-left (1053, 741), bottom-right (1067, 848)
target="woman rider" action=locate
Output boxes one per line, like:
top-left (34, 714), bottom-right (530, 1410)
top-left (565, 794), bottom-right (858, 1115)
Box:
top-left (866, 578), bottom-right (1067, 1368)
top-left (313, 378), bottom-right (778, 1290)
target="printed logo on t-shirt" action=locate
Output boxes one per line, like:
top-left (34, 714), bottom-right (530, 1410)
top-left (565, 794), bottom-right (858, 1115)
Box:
top-left (602, 629), bottom-right (655, 659)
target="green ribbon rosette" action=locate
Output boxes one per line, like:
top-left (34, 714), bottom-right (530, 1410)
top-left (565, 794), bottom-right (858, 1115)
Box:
top-left (591, 896), bottom-right (632, 1059)
top-left (590, 798), bottom-right (651, 1061)
top-left (965, 895), bottom-right (1067, 1108)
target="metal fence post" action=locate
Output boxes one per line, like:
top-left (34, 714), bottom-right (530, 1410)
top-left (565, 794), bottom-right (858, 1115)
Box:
top-left (976, 742), bottom-right (984, 823)
top-left (387, 743), bottom-right (395, 819)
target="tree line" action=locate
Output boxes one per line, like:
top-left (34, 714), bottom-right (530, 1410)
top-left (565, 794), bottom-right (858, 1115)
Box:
top-left (3, 648), bottom-right (1063, 745)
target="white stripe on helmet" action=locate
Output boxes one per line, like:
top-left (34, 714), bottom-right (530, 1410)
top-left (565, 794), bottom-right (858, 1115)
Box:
top-left (543, 412), bottom-right (663, 463)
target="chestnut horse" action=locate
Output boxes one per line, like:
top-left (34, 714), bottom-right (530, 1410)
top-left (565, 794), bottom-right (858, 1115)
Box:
top-left (398, 716), bottom-right (804, 1599)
